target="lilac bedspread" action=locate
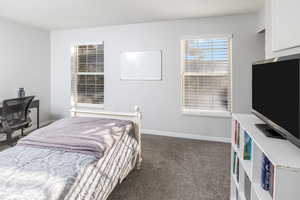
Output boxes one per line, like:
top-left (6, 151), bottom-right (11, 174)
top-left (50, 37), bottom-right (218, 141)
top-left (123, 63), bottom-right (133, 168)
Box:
top-left (17, 117), bottom-right (134, 159)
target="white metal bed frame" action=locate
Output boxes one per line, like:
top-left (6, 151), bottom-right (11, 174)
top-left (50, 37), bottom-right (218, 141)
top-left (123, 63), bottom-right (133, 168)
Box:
top-left (70, 106), bottom-right (142, 169)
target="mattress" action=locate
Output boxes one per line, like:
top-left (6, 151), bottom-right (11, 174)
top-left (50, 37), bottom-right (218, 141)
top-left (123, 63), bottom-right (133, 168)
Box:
top-left (0, 129), bottom-right (138, 200)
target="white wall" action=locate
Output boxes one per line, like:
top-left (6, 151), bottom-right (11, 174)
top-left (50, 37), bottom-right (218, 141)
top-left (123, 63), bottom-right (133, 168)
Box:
top-left (256, 5), bottom-right (265, 33)
top-left (51, 13), bottom-right (264, 140)
top-left (0, 17), bottom-right (51, 123)
top-left (265, 0), bottom-right (300, 58)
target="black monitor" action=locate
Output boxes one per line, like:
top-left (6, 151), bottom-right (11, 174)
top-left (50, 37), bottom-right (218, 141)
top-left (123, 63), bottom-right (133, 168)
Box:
top-left (252, 55), bottom-right (300, 148)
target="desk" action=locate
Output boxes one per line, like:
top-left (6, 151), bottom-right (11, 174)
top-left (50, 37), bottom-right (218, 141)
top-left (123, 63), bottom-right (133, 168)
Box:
top-left (0, 99), bottom-right (40, 129)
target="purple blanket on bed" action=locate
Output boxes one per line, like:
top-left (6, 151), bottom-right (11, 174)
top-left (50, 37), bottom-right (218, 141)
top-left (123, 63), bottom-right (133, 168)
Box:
top-left (17, 117), bottom-right (134, 159)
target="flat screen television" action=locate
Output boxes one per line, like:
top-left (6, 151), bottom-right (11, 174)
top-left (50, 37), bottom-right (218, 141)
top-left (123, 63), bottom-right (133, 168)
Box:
top-left (252, 55), bottom-right (300, 148)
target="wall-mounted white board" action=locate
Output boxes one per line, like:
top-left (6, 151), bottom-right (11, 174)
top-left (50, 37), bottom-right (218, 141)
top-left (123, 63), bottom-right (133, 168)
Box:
top-left (120, 50), bottom-right (162, 80)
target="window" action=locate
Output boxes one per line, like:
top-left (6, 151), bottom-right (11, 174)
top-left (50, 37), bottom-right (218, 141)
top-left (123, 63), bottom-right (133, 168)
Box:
top-left (181, 36), bottom-right (232, 115)
top-left (71, 44), bottom-right (104, 107)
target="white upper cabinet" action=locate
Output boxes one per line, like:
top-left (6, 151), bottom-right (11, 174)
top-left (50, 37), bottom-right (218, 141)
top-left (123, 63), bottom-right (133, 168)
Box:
top-left (272, 0), bottom-right (300, 52)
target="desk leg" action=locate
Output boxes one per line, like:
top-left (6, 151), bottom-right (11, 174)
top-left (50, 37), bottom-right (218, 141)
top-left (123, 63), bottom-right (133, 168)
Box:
top-left (37, 105), bottom-right (40, 129)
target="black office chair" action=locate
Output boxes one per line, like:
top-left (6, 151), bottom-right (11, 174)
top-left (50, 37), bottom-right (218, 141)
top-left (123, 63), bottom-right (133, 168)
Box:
top-left (0, 96), bottom-right (34, 145)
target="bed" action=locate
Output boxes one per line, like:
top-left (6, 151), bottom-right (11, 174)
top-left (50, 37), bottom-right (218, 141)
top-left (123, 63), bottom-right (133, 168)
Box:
top-left (0, 106), bottom-right (142, 200)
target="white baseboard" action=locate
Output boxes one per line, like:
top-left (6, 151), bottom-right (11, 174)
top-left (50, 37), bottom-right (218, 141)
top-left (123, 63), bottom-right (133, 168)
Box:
top-left (15, 120), bottom-right (231, 143)
top-left (141, 129), bottom-right (231, 143)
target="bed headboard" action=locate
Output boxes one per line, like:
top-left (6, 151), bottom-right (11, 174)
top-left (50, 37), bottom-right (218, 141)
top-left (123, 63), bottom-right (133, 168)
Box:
top-left (70, 106), bottom-right (142, 169)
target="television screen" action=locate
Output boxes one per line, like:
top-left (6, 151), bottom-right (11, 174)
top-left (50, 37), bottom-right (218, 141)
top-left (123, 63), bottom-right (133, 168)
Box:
top-left (252, 59), bottom-right (300, 140)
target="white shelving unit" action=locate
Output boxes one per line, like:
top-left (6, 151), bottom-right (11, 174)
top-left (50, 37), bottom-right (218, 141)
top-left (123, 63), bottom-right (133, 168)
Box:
top-left (231, 114), bottom-right (300, 200)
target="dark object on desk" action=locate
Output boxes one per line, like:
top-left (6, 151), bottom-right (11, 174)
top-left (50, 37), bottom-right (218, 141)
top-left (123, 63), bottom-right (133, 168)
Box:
top-left (0, 96), bottom-right (34, 145)
top-left (18, 88), bottom-right (25, 98)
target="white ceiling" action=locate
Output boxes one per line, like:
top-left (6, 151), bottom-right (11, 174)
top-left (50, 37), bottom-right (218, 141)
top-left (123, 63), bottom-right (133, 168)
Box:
top-left (0, 0), bottom-right (264, 30)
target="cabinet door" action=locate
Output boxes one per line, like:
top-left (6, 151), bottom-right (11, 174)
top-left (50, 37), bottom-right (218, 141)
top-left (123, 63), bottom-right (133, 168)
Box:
top-left (274, 167), bottom-right (300, 200)
top-left (272, 0), bottom-right (300, 51)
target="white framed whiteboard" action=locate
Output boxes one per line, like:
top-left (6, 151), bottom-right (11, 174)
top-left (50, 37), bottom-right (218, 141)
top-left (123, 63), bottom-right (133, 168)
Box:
top-left (120, 50), bottom-right (162, 80)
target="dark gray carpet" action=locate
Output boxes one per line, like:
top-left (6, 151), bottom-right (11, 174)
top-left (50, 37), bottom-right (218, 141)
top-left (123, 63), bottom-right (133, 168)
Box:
top-left (108, 134), bottom-right (231, 200)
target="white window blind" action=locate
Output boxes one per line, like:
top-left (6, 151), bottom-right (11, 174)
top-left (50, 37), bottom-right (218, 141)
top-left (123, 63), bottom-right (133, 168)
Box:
top-left (71, 44), bottom-right (104, 106)
top-left (181, 37), bottom-right (232, 113)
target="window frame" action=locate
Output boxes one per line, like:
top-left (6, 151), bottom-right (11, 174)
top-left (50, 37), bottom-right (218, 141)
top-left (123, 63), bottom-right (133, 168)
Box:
top-left (180, 35), bottom-right (233, 118)
top-left (71, 42), bottom-right (105, 109)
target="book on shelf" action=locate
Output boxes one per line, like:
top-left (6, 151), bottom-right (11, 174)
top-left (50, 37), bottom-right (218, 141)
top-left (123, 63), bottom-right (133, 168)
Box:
top-left (261, 154), bottom-right (273, 192)
top-left (234, 120), bottom-right (237, 145)
top-left (233, 152), bottom-right (237, 174)
top-left (236, 122), bottom-right (240, 148)
top-left (237, 158), bottom-right (240, 182)
top-left (243, 131), bottom-right (252, 160)
top-left (269, 162), bottom-right (275, 197)
top-left (233, 120), bottom-right (241, 149)
top-left (244, 174), bottom-right (251, 200)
